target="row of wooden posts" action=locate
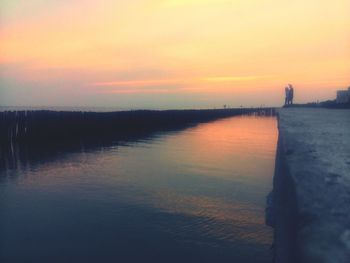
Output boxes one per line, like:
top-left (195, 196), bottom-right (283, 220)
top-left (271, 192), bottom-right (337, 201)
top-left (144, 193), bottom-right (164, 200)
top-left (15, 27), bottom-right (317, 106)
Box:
top-left (0, 108), bottom-right (276, 144)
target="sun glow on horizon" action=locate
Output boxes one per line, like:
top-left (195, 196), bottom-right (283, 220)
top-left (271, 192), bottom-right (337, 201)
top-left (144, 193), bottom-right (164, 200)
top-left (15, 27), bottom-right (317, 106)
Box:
top-left (1, 0), bottom-right (350, 107)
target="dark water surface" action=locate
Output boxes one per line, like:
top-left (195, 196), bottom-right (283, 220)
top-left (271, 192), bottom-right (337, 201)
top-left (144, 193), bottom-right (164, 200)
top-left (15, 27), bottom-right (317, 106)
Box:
top-left (0, 116), bottom-right (277, 263)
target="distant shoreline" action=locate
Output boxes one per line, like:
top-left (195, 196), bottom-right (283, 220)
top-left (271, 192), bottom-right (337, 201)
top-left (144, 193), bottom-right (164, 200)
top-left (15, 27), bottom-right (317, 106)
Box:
top-left (0, 105), bottom-right (278, 113)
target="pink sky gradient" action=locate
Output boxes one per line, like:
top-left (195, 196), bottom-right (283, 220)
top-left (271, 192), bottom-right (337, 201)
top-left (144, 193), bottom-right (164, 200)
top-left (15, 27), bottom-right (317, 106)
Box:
top-left (1, 0), bottom-right (350, 108)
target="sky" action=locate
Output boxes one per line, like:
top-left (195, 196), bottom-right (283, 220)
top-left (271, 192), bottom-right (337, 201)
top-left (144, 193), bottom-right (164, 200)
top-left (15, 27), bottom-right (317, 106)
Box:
top-left (1, 0), bottom-right (349, 109)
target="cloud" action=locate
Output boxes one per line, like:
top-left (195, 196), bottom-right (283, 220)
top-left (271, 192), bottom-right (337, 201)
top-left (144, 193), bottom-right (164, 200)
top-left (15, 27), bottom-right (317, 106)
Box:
top-left (89, 79), bottom-right (185, 87)
top-left (202, 76), bottom-right (260, 82)
top-left (89, 75), bottom-right (263, 88)
top-left (95, 85), bottom-right (182, 94)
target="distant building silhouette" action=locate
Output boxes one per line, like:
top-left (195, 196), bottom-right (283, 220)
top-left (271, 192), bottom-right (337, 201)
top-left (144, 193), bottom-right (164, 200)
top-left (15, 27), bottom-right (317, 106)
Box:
top-left (336, 87), bottom-right (350, 104)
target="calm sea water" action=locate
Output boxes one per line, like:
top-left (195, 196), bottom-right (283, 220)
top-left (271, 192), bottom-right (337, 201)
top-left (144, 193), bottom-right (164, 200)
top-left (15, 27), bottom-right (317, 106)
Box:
top-left (0, 116), bottom-right (277, 263)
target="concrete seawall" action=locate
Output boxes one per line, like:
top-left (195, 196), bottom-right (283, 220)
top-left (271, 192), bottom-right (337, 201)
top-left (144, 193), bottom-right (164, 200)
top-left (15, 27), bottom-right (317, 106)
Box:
top-left (267, 108), bottom-right (350, 262)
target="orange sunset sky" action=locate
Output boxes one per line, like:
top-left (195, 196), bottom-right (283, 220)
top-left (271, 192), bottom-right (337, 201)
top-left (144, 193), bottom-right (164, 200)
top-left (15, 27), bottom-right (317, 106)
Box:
top-left (1, 0), bottom-right (350, 109)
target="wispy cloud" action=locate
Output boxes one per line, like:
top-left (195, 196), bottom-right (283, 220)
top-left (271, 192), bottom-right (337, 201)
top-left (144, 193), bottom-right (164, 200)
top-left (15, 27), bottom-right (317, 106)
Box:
top-left (203, 76), bottom-right (260, 82)
top-left (93, 85), bottom-right (182, 94)
top-left (89, 75), bottom-right (263, 88)
top-left (89, 79), bottom-right (185, 87)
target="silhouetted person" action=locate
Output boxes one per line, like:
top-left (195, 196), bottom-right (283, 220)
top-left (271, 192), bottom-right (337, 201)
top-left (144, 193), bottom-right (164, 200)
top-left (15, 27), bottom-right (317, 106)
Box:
top-left (285, 86), bottom-right (289, 105)
top-left (288, 84), bottom-right (294, 105)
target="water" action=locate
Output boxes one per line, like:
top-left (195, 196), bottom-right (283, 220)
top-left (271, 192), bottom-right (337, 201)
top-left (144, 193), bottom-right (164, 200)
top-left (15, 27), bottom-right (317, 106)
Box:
top-left (0, 116), bottom-right (277, 263)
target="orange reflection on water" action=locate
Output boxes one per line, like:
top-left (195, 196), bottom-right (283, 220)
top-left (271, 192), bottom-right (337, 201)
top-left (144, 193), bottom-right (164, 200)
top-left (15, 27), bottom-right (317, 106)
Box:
top-left (163, 116), bottom-right (278, 181)
top-left (135, 116), bottom-right (278, 245)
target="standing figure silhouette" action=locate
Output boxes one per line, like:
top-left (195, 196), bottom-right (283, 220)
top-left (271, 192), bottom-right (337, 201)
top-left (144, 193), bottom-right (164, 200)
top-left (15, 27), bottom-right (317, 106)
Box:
top-left (288, 84), bottom-right (294, 105)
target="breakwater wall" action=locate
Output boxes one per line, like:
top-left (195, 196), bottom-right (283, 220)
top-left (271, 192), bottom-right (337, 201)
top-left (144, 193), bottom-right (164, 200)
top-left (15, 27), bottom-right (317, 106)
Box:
top-left (0, 108), bottom-right (276, 172)
top-left (267, 108), bottom-right (350, 263)
top-left (0, 108), bottom-right (275, 144)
